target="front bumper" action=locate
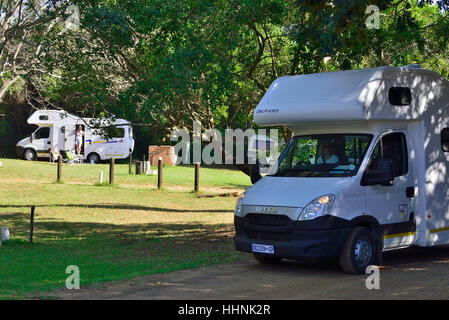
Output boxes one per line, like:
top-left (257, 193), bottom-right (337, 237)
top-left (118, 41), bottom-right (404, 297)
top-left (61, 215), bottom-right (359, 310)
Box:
top-left (234, 215), bottom-right (350, 259)
top-left (16, 146), bottom-right (24, 158)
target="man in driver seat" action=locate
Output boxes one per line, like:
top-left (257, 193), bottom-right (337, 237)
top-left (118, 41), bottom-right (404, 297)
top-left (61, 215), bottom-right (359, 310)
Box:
top-left (317, 143), bottom-right (340, 164)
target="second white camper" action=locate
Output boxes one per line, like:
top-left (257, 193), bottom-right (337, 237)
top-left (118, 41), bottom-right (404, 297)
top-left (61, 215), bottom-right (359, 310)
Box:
top-left (16, 110), bottom-right (135, 163)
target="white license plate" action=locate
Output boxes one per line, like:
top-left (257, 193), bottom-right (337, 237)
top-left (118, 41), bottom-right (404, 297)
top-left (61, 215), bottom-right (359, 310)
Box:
top-left (252, 243), bottom-right (274, 254)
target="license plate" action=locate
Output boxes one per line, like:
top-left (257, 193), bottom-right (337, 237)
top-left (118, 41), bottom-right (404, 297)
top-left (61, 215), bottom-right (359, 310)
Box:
top-left (252, 243), bottom-right (274, 254)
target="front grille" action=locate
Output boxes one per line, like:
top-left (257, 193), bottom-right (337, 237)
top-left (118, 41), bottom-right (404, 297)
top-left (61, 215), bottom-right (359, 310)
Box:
top-left (247, 214), bottom-right (290, 227)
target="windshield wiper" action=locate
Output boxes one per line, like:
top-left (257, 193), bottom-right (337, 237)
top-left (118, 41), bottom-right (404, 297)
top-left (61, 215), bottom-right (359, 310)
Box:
top-left (274, 168), bottom-right (310, 177)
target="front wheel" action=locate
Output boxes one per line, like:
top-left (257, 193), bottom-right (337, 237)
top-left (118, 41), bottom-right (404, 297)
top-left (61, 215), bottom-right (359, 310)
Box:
top-left (253, 254), bottom-right (282, 264)
top-left (23, 149), bottom-right (36, 161)
top-left (339, 226), bottom-right (375, 274)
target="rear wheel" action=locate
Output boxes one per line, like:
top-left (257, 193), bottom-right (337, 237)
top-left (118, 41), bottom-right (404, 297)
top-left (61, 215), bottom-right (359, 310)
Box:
top-left (23, 149), bottom-right (36, 161)
top-left (253, 254), bottom-right (282, 264)
top-left (87, 153), bottom-right (101, 164)
top-left (339, 226), bottom-right (375, 274)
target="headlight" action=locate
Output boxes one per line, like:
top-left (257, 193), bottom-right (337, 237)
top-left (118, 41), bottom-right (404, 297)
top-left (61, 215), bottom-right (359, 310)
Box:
top-left (299, 194), bottom-right (335, 221)
top-left (235, 196), bottom-right (244, 216)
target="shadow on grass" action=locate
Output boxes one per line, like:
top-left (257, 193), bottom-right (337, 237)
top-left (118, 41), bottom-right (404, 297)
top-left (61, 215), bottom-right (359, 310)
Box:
top-left (0, 210), bottom-right (235, 240)
top-left (0, 203), bottom-right (232, 213)
top-left (0, 214), bottom-right (238, 299)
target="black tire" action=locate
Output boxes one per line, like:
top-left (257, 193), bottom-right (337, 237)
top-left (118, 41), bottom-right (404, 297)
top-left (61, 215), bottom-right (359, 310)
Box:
top-left (253, 254), bottom-right (282, 264)
top-left (339, 226), bottom-right (376, 274)
top-left (87, 153), bottom-right (101, 164)
top-left (23, 149), bottom-right (37, 161)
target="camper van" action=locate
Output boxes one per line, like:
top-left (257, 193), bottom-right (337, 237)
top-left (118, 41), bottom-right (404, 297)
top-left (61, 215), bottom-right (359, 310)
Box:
top-left (16, 110), bottom-right (134, 163)
top-left (234, 65), bottom-right (449, 274)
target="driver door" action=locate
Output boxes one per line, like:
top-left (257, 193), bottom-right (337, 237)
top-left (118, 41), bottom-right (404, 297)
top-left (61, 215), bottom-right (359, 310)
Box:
top-left (364, 131), bottom-right (416, 249)
top-left (33, 127), bottom-right (52, 157)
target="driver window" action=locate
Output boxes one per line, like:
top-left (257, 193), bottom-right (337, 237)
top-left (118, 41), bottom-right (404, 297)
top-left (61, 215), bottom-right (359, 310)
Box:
top-left (368, 132), bottom-right (408, 177)
top-left (34, 127), bottom-right (50, 140)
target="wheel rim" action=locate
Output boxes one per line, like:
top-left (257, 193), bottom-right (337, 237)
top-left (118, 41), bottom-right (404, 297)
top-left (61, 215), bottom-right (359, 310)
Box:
top-left (354, 236), bottom-right (372, 268)
top-left (89, 154), bottom-right (99, 163)
top-left (25, 150), bottom-right (35, 160)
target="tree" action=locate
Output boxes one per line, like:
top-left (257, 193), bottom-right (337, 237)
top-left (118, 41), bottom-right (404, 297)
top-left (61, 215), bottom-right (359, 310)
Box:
top-left (0, 0), bottom-right (70, 101)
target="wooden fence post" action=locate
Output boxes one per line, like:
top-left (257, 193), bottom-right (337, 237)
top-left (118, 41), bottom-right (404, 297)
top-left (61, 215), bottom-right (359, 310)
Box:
top-left (30, 205), bottom-right (35, 243)
top-left (57, 155), bottom-right (62, 182)
top-left (158, 158), bottom-right (163, 189)
top-left (109, 158), bottom-right (115, 184)
top-left (135, 161), bottom-right (143, 175)
top-left (129, 153), bottom-right (133, 174)
top-left (194, 162), bottom-right (200, 192)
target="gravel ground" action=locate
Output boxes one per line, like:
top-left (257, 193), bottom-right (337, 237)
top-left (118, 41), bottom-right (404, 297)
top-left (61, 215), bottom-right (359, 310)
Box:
top-left (52, 245), bottom-right (449, 300)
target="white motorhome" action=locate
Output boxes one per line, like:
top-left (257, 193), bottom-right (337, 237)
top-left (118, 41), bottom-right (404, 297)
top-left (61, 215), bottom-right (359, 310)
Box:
top-left (234, 65), bottom-right (449, 273)
top-left (16, 110), bottom-right (135, 163)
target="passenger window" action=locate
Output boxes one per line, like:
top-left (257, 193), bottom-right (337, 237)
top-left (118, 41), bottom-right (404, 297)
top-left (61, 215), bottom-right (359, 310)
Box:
top-left (442, 128), bottom-right (449, 152)
top-left (368, 132), bottom-right (408, 177)
top-left (34, 127), bottom-right (50, 139)
top-left (111, 127), bottom-right (125, 138)
top-left (344, 136), bottom-right (371, 166)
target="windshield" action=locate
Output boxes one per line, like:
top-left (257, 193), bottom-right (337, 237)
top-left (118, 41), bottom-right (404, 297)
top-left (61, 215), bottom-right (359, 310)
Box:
top-left (267, 134), bottom-right (373, 177)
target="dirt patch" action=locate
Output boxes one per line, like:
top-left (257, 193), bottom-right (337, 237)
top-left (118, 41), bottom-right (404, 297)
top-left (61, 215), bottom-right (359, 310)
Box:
top-left (50, 245), bottom-right (449, 300)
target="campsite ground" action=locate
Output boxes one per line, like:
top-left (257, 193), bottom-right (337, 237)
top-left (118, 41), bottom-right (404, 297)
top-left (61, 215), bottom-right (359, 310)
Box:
top-left (0, 158), bottom-right (248, 299)
top-left (53, 245), bottom-right (449, 300)
top-left (2, 158), bottom-right (449, 300)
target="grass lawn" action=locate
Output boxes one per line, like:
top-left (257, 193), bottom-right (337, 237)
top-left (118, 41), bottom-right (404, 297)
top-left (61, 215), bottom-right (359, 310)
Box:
top-left (0, 158), bottom-right (250, 299)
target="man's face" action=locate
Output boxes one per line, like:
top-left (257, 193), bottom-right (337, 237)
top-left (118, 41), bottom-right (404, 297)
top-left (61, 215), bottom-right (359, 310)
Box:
top-left (323, 144), bottom-right (332, 156)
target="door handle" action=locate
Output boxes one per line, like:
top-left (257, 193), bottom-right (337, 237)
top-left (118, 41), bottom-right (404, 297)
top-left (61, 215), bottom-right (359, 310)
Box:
top-left (406, 187), bottom-right (415, 198)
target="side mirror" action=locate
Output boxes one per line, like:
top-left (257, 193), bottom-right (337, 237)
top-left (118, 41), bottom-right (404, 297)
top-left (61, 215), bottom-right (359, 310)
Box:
top-left (250, 160), bottom-right (262, 184)
top-left (361, 159), bottom-right (394, 186)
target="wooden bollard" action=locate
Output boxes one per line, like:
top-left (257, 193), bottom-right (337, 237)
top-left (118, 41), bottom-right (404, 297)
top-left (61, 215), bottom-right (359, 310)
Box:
top-left (194, 162), bottom-right (200, 192)
top-left (158, 158), bottom-right (163, 189)
top-left (30, 205), bottom-right (35, 243)
top-left (57, 155), bottom-right (62, 182)
top-left (129, 153), bottom-right (133, 174)
top-left (109, 158), bottom-right (115, 184)
top-left (135, 161), bottom-right (143, 175)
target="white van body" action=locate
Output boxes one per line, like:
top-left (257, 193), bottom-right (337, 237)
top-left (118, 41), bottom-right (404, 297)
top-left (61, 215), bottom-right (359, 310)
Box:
top-left (234, 65), bottom-right (449, 273)
top-left (16, 110), bottom-right (135, 162)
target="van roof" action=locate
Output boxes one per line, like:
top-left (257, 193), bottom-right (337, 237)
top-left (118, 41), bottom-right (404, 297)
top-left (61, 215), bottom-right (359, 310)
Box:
top-left (254, 65), bottom-right (447, 126)
top-left (27, 110), bottom-right (130, 126)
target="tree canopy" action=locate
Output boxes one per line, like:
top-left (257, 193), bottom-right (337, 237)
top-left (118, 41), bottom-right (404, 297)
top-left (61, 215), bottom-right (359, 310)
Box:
top-left (1, 0), bottom-right (449, 157)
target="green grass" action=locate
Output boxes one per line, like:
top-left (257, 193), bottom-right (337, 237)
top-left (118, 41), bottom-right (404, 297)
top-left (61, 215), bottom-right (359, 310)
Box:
top-left (0, 158), bottom-right (249, 299)
top-left (1, 158), bottom-right (251, 191)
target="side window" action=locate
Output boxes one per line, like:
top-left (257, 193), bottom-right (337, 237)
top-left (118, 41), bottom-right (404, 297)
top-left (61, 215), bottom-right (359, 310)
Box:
top-left (442, 128), bottom-right (449, 152)
top-left (368, 132), bottom-right (408, 177)
top-left (35, 127), bottom-right (50, 139)
top-left (111, 127), bottom-right (125, 138)
top-left (107, 127), bottom-right (125, 138)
